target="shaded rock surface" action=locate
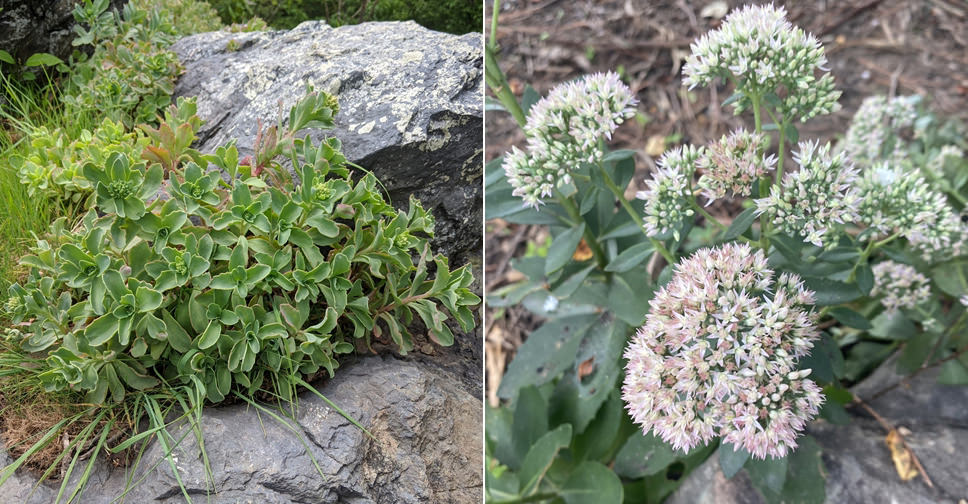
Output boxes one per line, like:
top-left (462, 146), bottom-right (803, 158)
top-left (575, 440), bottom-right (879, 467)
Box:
top-left (170, 20), bottom-right (483, 267)
top-left (668, 354), bottom-right (968, 504)
top-left (0, 0), bottom-right (125, 62)
top-left (1, 356), bottom-right (482, 503)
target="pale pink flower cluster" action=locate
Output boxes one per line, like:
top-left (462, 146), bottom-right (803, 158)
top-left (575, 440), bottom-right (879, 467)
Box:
top-left (622, 243), bottom-right (824, 459)
top-left (697, 129), bottom-right (776, 204)
top-left (871, 261), bottom-right (931, 314)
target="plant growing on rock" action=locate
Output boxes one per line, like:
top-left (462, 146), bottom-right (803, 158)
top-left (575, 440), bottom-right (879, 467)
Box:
top-left (6, 91), bottom-right (478, 402)
top-left (1, 91), bottom-right (479, 497)
top-left (485, 3), bottom-right (968, 503)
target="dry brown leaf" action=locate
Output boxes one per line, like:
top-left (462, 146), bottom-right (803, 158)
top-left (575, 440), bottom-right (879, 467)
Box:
top-left (486, 324), bottom-right (508, 408)
top-left (573, 238), bottom-right (594, 261)
top-left (645, 135), bottom-right (666, 157)
top-left (577, 357), bottom-right (596, 379)
top-left (504, 269), bottom-right (525, 283)
top-left (885, 429), bottom-right (918, 481)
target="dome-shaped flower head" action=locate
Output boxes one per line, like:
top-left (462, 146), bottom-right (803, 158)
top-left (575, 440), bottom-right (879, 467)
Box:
top-left (871, 261), bottom-right (931, 314)
top-left (843, 95), bottom-right (919, 168)
top-left (683, 3), bottom-right (840, 122)
top-left (697, 129), bottom-right (776, 204)
top-left (502, 72), bottom-right (638, 208)
top-left (755, 140), bottom-right (860, 247)
top-left (524, 71), bottom-right (638, 163)
top-left (638, 145), bottom-right (703, 240)
top-left (622, 243), bottom-right (823, 459)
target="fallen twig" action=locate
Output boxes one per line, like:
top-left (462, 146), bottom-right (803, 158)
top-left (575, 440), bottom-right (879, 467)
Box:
top-left (852, 396), bottom-right (934, 488)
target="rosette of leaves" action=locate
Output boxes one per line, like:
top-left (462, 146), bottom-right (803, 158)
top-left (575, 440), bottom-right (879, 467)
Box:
top-left (83, 151), bottom-right (162, 220)
top-left (5, 91), bottom-right (479, 408)
top-left (15, 117), bottom-right (147, 205)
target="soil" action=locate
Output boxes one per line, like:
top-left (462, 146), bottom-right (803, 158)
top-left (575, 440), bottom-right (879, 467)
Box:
top-left (484, 0), bottom-right (968, 403)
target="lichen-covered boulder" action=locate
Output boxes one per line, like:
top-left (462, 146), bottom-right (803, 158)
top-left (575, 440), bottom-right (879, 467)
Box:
top-left (169, 20), bottom-right (483, 266)
top-left (667, 354), bottom-right (968, 504)
top-left (1, 356), bottom-right (482, 503)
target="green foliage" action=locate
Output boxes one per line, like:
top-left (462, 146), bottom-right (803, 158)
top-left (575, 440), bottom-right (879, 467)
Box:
top-left (65, 1), bottom-right (184, 127)
top-left (205, 0), bottom-right (482, 34)
top-left (4, 92), bottom-right (479, 406)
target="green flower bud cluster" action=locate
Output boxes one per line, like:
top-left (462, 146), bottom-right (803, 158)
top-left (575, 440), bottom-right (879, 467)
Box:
top-left (683, 3), bottom-right (840, 122)
top-left (638, 146), bottom-right (703, 240)
top-left (755, 141), bottom-right (859, 247)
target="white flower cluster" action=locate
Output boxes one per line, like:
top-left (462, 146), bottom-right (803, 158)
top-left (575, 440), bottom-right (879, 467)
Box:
top-left (683, 3), bottom-right (840, 122)
top-left (502, 72), bottom-right (638, 208)
top-left (755, 141), bottom-right (860, 247)
top-left (856, 163), bottom-right (964, 262)
top-left (842, 95), bottom-right (919, 168)
top-left (961, 294), bottom-right (968, 307)
top-left (638, 146), bottom-right (702, 240)
top-left (906, 209), bottom-right (968, 263)
top-left (622, 243), bottom-right (823, 459)
top-left (871, 260), bottom-right (931, 314)
top-left (697, 129), bottom-right (776, 204)
top-left (925, 145), bottom-right (965, 178)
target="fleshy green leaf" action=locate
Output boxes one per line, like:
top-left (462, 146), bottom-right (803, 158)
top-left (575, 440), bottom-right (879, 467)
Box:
top-left (719, 443), bottom-right (750, 479)
top-left (24, 52), bottom-right (64, 67)
top-left (560, 461), bottom-right (624, 504)
top-left (545, 224), bottom-right (585, 275)
top-left (85, 314), bottom-right (118, 346)
top-left (722, 207), bottom-right (757, 240)
top-left (829, 306), bottom-right (871, 330)
top-left (197, 321), bottom-right (222, 349)
top-left (518, 424), bottom-right (572, 496)
top-left (604, 242), bottom-right (654, 273)
top-left (614, 432), bottom-right (678, 478)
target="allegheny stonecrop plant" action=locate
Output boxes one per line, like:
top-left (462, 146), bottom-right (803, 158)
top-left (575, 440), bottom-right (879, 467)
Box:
top-left (485, 2), bottom-right (968, 504)
top-left (4, 91), bottom-right (479, 405)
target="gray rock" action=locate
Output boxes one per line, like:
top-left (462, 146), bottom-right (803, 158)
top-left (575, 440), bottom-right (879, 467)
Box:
top-left (2, 356), bottom-right (482, 503)
top-left (0, 0), bottom-right (125, 63)
top-left (668, 354), bottom-right (968, 504)
top-left (169, 20), bottom-right (483, 266)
